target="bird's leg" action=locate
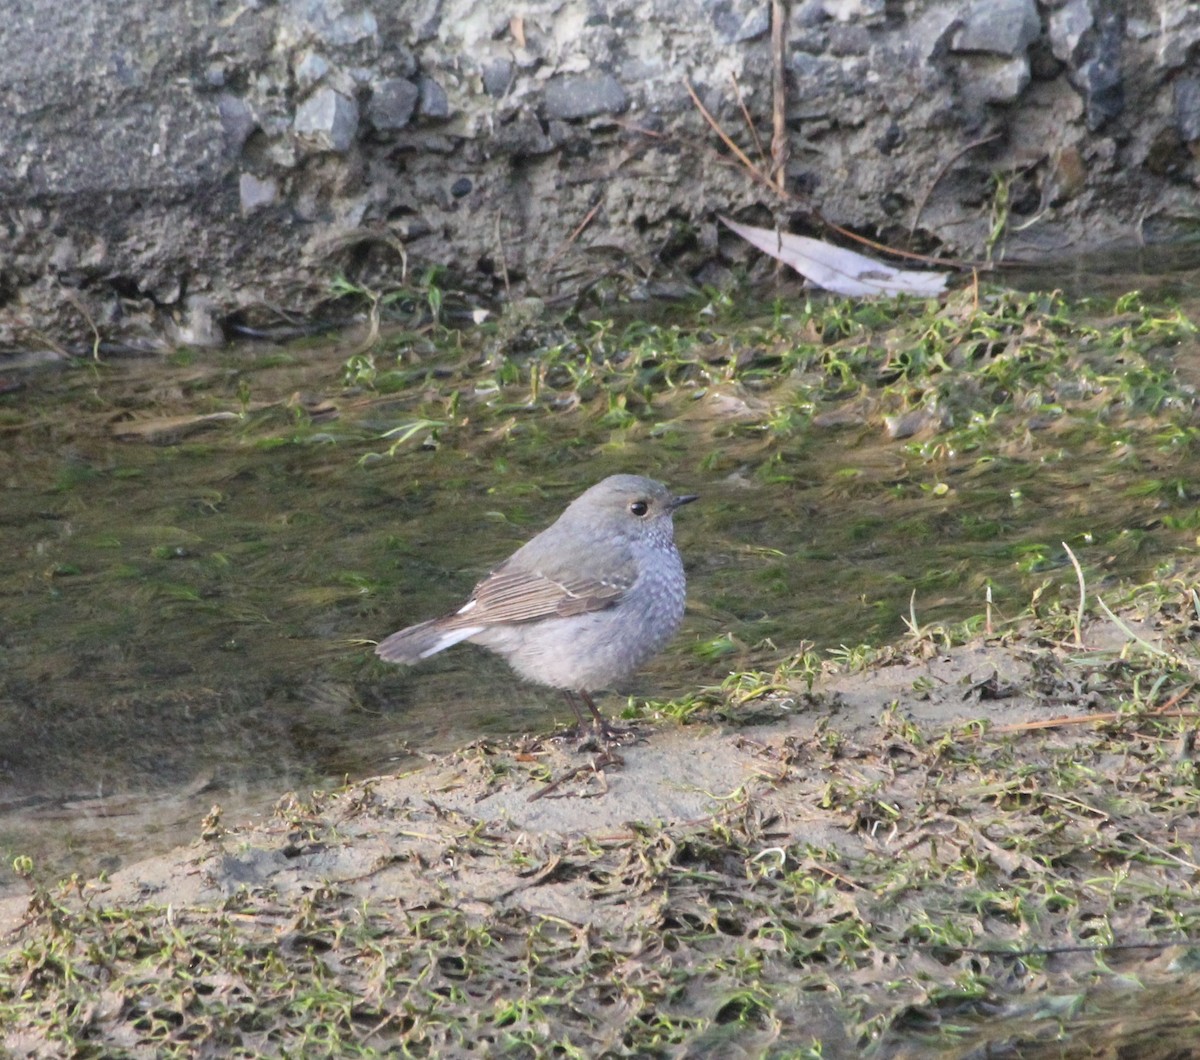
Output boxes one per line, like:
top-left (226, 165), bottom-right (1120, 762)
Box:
top-left (561, 689), bottom-right (589, 730)
top-left (547, 690), bottom-right (591, 743)
top-left (552, 690), bottom-right (596, 742)
top-left (575, 690), bottom-right (605, 728)
top-left (565, 689), bottom-right (635, 745)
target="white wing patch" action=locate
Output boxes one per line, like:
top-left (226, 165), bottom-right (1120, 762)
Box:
top-left (418, 626), bottom-right (483, 658)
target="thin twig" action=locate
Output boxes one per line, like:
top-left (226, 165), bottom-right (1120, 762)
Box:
top-left (63, 290), bottom-right (103, 361)
top-left (729, 72), bottom-right (769, 169)
top-left (770, 0), bottom-right (788, 194)
top-left (547, 199), bottom-right (603, 270)
top-left (975, 708), bottom-right (1200, 738)
top-left (820, 216), bottom-right (961, 267)
top-left (677, 74), bottom-right (1038, 273)
top-left (685, 79), bottom-right (760, 175)
top-left (909, 133), bottom-right (1003, 239)
top-left (682, 79), bottom-right (999, 271)
top-left (528, 749), bottom-right (621, 802)
top-left (494, 212), bottom-right (511, 298)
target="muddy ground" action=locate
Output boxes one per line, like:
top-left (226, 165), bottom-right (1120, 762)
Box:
top-left (4, 605), bottom-right (1200, 1057)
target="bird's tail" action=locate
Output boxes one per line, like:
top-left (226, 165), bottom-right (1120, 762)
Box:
top-left (375, 618), bottom-right (482, 664)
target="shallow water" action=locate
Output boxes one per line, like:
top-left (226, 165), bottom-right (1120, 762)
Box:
top-left (2, 278), bottom-right (1199, 892)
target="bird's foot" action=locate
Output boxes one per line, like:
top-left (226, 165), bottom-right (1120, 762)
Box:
top-left (546, 719), bottom-right (638, 750)
top-left (584, 719), bottom-right (639, 750)
top-left (556, 690), bottom-right (642, 748)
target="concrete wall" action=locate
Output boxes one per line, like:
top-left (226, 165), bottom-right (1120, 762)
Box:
top-left (3, 0), bottom-right (1198, 348)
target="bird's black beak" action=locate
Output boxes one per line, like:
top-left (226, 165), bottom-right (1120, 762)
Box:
top-left (671, 493), bottom-right (699, 510)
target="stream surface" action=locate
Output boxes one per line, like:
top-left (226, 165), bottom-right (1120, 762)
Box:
top-left (2, 271), bottom-right (1199, 893)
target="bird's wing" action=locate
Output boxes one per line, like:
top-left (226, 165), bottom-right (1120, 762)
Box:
top-left (445, 560), bottom-right (636, 627)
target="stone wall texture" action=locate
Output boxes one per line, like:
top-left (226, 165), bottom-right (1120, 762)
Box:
top-left (3, 0), bottom-right (1199, 348)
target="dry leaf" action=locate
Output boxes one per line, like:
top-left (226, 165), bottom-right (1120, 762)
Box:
top-left (721, 215), bottom-right (949, 298)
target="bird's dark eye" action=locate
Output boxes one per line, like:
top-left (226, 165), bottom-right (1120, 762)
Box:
top-left (629, 500), bottom-right (649, 517)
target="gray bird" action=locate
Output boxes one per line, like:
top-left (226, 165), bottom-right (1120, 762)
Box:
top-left (375, 474), bottom-right (697, 734)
